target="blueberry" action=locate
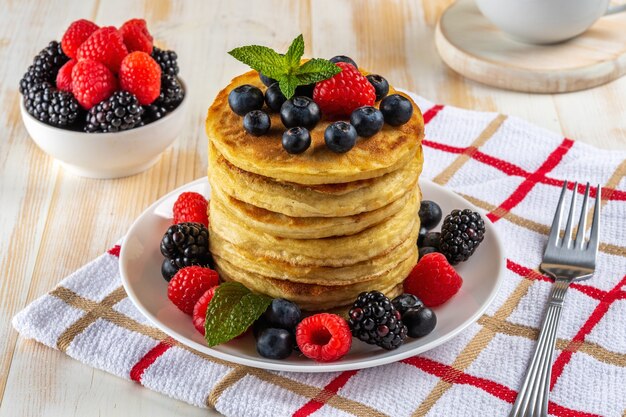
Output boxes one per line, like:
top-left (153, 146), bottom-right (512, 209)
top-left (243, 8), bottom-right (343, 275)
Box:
top-left (295, 83), bottom-right (315, 98)
top-left (265, 83), bottom-right (286, 112)
top-left (329, 55), bottom-right (358, 68)
top-left (392, 294), bottom-right (424, 316)
top-left (228, 84), bottom-right (264, 116)
top-left (264, 298), bottom-right (302, 330)
top-left (259, 72), bottom-right (277, 87)
top-left (282, 127), bottom-right (311, 154)
top-left (419, 246), bottom-right (439, 260)
top-left (280, 96), bottom-right (321, 129)
top-left (161, 258), bottom-right (178, 282)
top-left (422, 232), bottom-right (441, 249)
top-left (419, 200), bottom-right (443, 230)
top-left (243, 110), bottom-right (271, 136)
top-left (417, 225), bottom-right (428, 246)
top-left (366, 74), bottom-right (389, 101)
top-left (380, 94), bottom-right (413, 126)
top-left (350, 106), bottom-right (384, 137)
top-left (256, 328), bottom-right (294, 359)
top-left (324, 121), bottom-right (357, 153)
top-left (403, 307), bottom-right (437, 338)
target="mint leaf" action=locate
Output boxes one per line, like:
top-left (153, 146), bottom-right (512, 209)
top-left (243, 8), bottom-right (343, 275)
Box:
top-left (295, 59), bottom-right (341, 84)
top-left (228, 46), bottom-right (285, 79)
top-left (284, 34), bottom-right (305, 71)
top-left (277, 74), bottom-right (299, 100)
top-left (204, 282), bottom-right (272, 347)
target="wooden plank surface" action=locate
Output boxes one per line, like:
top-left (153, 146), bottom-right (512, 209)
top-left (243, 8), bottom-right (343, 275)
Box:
top-left (0, 0), bottom-right (625, 416)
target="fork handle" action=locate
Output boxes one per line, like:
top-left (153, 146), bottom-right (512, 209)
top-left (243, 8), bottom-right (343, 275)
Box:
top-left (508, 278), bottom-right (570, 417)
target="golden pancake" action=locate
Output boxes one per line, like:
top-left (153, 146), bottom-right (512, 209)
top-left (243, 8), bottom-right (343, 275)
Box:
top-left (214, 254), bottom-right (413, 311)
top-left (211, 182), bottom-right (419, 239)
top-left (206, 70), bottom-right (424, 185)
top-left (209, 190), bottom-right (420, 267)
top-left (208, 141), bottom-right (423, 217)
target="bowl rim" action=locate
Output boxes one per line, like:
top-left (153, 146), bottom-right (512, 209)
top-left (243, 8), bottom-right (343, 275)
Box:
top-left (20, 77), bottom-right (188, 138)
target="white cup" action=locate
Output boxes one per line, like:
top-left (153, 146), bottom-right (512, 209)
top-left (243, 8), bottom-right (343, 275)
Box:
top-left (475, 0), bottom-right (626, 44)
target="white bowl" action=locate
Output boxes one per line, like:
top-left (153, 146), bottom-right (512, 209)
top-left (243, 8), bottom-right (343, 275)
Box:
top-left (20, 79), bottom-right (188, 179)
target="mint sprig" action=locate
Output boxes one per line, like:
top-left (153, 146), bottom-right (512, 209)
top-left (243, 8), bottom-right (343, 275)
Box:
top-left (204, 282), bottom-right (272, 347)
top-left (228, 34), bottom-right (341, 99)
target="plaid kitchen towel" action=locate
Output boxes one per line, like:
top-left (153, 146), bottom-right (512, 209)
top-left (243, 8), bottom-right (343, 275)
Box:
top-left (13, 93), bottom-right (626, 417)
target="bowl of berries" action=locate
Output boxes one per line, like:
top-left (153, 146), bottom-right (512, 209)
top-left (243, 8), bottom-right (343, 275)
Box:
top-left (18, 19), bottom-right (186, 179)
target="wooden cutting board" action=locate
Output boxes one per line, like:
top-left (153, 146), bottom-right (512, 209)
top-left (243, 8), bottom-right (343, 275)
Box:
top-left (435, 0), bottom-right (626, 93)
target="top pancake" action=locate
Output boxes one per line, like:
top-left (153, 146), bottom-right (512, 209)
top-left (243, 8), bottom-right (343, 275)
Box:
top-left (206, 70), bottom-right (424, 185)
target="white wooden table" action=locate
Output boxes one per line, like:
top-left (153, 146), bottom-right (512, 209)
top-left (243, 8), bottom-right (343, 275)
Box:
top-left (1, 0), bottom-right (625, 416)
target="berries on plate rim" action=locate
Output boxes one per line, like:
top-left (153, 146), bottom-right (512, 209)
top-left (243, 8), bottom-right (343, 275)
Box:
top-left (167, 266), bottom-right (219, 315)
top-left (404, 252), bottom-right (463, 307)
top-left (296, 313), bottom-right (352, 362)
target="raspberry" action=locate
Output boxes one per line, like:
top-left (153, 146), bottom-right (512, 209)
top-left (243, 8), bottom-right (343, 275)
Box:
top-left (71, 59), bottom-right (117, 109)
top-left (168, 266), bottom-right (219, 315)
top-left (61, 19), bottom-right (99, 59)
top-left (296, 313), bottom-right (352, 362)
top-left (119, 18), bottom-right (153, 54)
top-left (119, 51), bottom-right (161, 105)
top-left (313, 62), bottom-right (375, 117)
top-left (55, 59), bottom-right (75, 92)
top-left (76, 26), bottom-right (128, 73)
top-left (173, 192), bottom-right (209, 227)
top-left (192, 286), bottom-right (217, 334)
top-left (403, 253), bottom-right (462, 307)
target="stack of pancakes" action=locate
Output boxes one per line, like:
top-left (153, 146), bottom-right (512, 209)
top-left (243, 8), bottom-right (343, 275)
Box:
top-left (206, 70), bottom-right (424, 311)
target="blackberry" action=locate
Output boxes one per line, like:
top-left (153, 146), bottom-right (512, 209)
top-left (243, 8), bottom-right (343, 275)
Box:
top-left (19, 41), bottom-right (69, 94)
top-left (155, 74), bottom-right (184, 110)
top-left (152, 46), bottom-right (179, 76)
top-left (439, 209), bottom-right (485, 265)
top-left (160, 222), bottom-right (212, 281)
top-left (24, 83), bottom-right (79, 127)
top-left (143, 103), bottom-right (168, 123)
top-left (348, 291), bottom-right (408, 350)
top-left (23, 82), bottom-right (53, 122)
top-left (85, 91), bottom-right (144, 133)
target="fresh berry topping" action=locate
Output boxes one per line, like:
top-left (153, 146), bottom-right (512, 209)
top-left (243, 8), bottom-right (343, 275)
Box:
top-left (151, 46), bottom-right (179, 76)
top-left (143, 103), bottom-right (168, 123)
top-left (24, 83), bottom-right (80, 128)
top-left (243, 110), bottom-right (271, 136)
top-left (76, 26), bottom-right (128, 73)
top-left (263, 299), bottom-right (302, 331)
top-left (19, 41), bottom-right (69, 94)
top-left (439, 209), bottom-right (485, 264)
top-left (419, 246), bottom-right (438, 260)
top-left (192, 286), bottom-right (217, 334)
top-left (168, 266), bottom-right (219, 315)
top-left (228, 84), bottom-right (264, 116)
top-left (282, 127), bottom-right (311, 154)
top-left (71, 59), bottom-right (117, 109)
top-left (119, 18), bottom-right (153, 53)
top-left (417, 225), bottom-right (428, 247)
top-left (259, 72), bottom-right (277, 87)
top-left (312, 62), bottom-right (375, 117)
top-left (324, 121), bottom-right (357, 153)
top-left (119, 51), bottom-right (161, 105)
top-left (55, 59), bottom-right (75, 92)
top-left (264, 83), bottom-right (286, 112)
top-left (84, 91), bottom-right (143, 133)
top-left (404, 253), bottom-right (463, 307)
top-left (366, 74), bottom-right (389, 101)
top-left (329, 55), bottom-right (358, 68)
top-left (279, 96), bottom-right (320, 129)
top-left (61, 19), bottom-right (99, 59)
top-left (419, 200), bottom-right (443, 230)
top-left (380, 94), bottom-right (413, 126)
top-left (160, 222), bottom-right (212, 281)
top-left (296, 313), bottom-right (352, 362)
top-left (403, 306), bottom-right (437, 338)
top-left (348, 291), bottom-right (407, 350)
top-left (257, 328), bottom-right (294, 359)
top-left (422, 232), bottom-right (441, 249)
top-left (155, 74), bottom-right (184, 110)
top-left (391, 293), bottom-right (424, 316)
top-left (350, 106), bottom-right (384, 137)
top-left (173, 192), bottom-right (209, 227)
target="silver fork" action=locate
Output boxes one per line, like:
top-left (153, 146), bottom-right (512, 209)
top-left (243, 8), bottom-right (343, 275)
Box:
top-left (508, 181), bottom-right (601, 417)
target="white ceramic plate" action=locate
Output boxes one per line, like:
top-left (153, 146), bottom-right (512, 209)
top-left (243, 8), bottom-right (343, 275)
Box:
top-left (120, 177), bottom-right (505, 373)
